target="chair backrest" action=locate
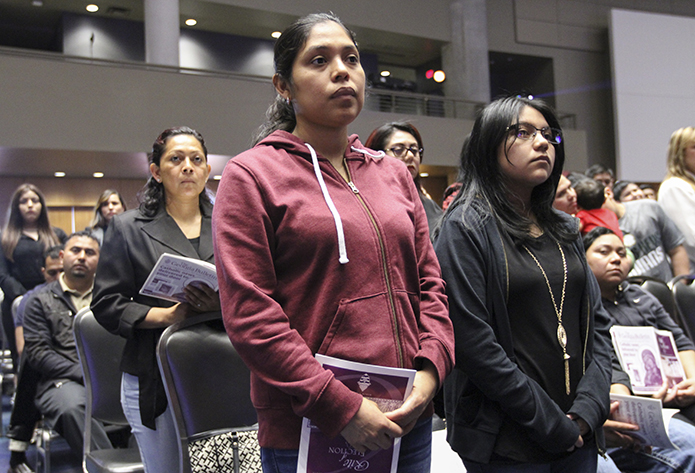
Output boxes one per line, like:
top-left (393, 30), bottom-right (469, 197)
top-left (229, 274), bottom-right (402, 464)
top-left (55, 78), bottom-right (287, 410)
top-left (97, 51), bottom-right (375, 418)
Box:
top-left (73, 308), bottom-right (128, 426)
top-left (627, 275), bottom-right (692, 339)
top-left (627, 275), bottom-right (679, 320)
top-left (11, 295), bottom-right (23, 326)
top-left (157, 312), bottom-right (256, 464)
top-left (671, 275), bottom-right (695, 342)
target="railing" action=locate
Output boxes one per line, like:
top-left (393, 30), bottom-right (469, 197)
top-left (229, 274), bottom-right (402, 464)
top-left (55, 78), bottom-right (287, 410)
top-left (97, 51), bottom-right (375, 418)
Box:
top-left (365, 88), bottom-right (485, 121)
top-left (365, 88), bottom-right (577, 129)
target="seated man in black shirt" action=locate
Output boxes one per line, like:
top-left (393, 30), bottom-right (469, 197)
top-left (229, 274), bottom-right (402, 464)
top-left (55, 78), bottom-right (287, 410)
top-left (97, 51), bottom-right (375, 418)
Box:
top-left (23, 231), bottom-right (112, 458)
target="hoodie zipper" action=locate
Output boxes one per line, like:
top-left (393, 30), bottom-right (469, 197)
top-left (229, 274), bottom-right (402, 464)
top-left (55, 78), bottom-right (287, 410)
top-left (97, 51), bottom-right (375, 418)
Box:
top-left (344, 162), bottom-right (404, 368)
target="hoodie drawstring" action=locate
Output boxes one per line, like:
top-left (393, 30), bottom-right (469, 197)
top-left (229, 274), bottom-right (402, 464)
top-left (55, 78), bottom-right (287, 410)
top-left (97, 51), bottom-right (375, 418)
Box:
top-left (306, 143), bottom-right (349, 264)
top-left (351, 146), bottom-right (385, 159)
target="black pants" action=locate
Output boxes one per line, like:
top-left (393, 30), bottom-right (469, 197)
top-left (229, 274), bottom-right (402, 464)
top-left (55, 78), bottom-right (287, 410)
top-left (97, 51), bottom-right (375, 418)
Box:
top-left (6, 355), bottom-right (41, 443)
top-left (1, 299), bottom-right (19, 372)
top-left (35, 380), bottom-right (112, 457)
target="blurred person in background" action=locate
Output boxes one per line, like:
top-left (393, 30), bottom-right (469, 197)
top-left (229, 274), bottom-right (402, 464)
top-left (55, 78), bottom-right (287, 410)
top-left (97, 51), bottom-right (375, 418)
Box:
top-left (366, 121), bottom-right (443, 235)
top-left (88, 189), bottom-right (126, 245)
top-left (659, 126), bottom-right (695, 272)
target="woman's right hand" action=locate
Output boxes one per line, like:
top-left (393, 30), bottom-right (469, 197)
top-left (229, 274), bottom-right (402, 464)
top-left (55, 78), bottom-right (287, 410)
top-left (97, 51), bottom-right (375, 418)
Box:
top-left (566, 414), bottom-right (586, 452)
top-left (340, 398), bottom-right (404, 454)
top-left (183, 282), bottom-right (220, 313)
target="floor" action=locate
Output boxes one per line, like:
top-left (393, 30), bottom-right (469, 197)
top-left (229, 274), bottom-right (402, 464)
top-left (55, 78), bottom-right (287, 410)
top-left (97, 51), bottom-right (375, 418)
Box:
top-left (0, 371), bottom-right (82, 473)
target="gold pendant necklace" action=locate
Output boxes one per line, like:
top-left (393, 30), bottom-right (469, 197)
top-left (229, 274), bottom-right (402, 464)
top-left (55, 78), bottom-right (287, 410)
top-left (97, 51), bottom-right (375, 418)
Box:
top-left (523, 241), bottom-right (571, 395)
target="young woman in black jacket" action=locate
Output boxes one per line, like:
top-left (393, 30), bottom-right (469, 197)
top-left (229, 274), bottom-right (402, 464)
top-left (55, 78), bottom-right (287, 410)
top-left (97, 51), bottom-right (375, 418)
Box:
top-left (434, 96), bottom-right (612, 472)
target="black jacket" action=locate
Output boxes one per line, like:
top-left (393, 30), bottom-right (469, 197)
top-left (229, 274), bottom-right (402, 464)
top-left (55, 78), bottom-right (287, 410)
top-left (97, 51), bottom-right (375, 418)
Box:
top-left (0, 228), bottom-right (67, 319)
top-left (23, 280), bottom-right (82, 396)
top-left (434, 202), bottom-right (612, 463)
top-left (91, 202), bottom-right (214, 429)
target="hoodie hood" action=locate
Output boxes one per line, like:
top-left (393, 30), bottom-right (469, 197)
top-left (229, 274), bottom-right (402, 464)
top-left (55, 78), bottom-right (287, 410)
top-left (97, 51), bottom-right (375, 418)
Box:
top-left (255, 130), bottom-right (385, 265)
top-left (256, 130), bottom-right (384, 164)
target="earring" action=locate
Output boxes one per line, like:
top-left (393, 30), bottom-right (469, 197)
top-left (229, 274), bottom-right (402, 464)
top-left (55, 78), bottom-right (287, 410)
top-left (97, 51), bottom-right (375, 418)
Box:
top-left (155, 178), bottom-right (161, 183)
top-left (286, 97), bottom-right (291, 105)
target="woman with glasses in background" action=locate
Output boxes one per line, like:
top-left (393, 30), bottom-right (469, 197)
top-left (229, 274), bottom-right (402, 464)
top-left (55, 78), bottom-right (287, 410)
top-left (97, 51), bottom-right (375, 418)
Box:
top-left (366, 122), bottom-right (442, 235)
top-left (434, 96), bottom-right (612, 472)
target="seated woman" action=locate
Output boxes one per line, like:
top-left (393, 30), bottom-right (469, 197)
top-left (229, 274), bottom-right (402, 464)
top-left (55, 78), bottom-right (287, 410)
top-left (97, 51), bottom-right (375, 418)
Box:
top-left (584, 226), bottom-right (695, 473)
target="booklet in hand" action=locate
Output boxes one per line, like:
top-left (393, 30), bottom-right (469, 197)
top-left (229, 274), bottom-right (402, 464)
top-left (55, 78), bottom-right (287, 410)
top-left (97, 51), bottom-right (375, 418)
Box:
top-left (139, 253), bottom-right (217, 304)
top-left (609, 393), bottom-right (678, 449)
top-left (297, 354), bottom-right (415, 473)
top-left (610, 325), bottom-right (685, 395)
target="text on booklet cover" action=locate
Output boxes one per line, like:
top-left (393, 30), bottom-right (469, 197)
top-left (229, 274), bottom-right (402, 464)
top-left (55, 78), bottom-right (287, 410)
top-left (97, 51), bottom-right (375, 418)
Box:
top-left (297, 354), bottom-right (415, 473)
top-left (139, 253), bottom-right (217, 304)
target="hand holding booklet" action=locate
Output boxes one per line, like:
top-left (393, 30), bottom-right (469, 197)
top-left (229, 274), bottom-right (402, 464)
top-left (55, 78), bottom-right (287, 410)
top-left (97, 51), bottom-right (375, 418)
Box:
top-left (610, 393), bottom-right (679, 449)
top-left (297, 354), bottom-right (415, 473)
top-left (139, 253), bottom-right (218, 304)
top-left (610, 326), bottom-right (685, 395)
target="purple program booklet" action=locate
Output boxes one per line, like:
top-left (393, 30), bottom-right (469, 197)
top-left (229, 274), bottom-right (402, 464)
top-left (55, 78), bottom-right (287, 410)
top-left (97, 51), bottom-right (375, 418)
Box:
top-left (297, 354), bottom-right (416, 473)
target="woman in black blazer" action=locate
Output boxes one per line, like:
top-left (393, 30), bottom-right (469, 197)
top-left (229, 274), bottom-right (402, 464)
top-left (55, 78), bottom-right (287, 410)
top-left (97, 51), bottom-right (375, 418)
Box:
top-left (92, 127), bottom-right (219, 473)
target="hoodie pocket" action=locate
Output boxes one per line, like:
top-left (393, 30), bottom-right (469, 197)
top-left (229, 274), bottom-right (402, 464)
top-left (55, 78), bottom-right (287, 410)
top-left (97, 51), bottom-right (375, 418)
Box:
top-left (316, 292), bottom-right (401, 366)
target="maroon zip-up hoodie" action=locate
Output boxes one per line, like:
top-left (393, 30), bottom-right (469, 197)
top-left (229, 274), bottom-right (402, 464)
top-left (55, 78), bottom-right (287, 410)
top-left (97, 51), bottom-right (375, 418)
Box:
top-left (213, 130), bottom-right (454, 448)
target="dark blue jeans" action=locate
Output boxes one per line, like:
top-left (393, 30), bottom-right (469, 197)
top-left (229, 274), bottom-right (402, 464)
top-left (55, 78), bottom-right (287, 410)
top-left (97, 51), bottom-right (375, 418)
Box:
top-left (261, 416), bottom-right (432, 473)
top-left (462, 443), bottom-right (598, 473)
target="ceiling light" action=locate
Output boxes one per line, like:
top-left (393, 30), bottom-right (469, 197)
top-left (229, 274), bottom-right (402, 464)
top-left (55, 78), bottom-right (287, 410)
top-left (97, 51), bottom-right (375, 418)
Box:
top-left (380, 71), bottom-right (390, 77)
top-left (271, 31), bottom-right (282, 39)
top-left (93, 172), bottom-right (104, 178)
top-left (32, 0), bottom-right (43, 6)
top-left (86, 4), bottom-right (99, 13)
top-left (433, 70), bottom-right (446, 83)
top-left (420, 173), bottom-right (429, 178)
top-left (185, 18), bottom-right (197, 27)
top-left (213, 175), bottom-right (222, 181)
top-left (54, 171), bottom-right (66, 177)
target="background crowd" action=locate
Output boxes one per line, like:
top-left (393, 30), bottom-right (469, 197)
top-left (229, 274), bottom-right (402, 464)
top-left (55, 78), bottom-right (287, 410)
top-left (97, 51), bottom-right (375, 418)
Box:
top-left (1, 11), bottom-right (695, 473)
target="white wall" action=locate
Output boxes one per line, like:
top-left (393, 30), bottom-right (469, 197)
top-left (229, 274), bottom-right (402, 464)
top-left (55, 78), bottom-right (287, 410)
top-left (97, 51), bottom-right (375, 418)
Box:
top-left (610, 9), bottom-right (695, 182)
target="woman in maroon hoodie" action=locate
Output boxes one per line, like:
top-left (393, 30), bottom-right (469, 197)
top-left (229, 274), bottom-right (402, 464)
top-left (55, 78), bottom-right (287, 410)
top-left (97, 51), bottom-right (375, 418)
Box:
top-left (212, 12), bottom-right (454, 473)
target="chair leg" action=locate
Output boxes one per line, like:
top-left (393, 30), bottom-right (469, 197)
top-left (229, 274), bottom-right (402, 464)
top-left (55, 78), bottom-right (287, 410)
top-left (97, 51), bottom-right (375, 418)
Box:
top-left (34, 423), bottom-right (53, 473)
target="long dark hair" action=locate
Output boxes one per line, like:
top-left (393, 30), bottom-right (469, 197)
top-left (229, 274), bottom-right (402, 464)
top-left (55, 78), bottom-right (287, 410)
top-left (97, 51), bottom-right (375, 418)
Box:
top-left (2, 183), bottom-right (61, 261)
top-left (138, 127), bottom-right (211, 218)
top-left (445, 96), bottom-right (574, 244)
top-left (253, 13), bottom-right (358, 145)
top-left (90, 189), bottom-right (126, 230)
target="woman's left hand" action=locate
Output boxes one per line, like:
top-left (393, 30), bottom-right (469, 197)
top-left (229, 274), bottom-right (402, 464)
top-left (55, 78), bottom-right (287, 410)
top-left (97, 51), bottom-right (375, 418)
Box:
top-left (184, 282), bottom-right (221, 313)
top-left (384, 359), bottom-right (438, 436)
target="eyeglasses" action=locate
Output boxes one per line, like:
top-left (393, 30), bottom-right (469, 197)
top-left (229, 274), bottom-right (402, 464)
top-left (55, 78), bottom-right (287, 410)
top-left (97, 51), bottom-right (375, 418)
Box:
top-left (507, 123), bottom-right (563, 145)
top-left (388, 145), bottom-right (423, 158)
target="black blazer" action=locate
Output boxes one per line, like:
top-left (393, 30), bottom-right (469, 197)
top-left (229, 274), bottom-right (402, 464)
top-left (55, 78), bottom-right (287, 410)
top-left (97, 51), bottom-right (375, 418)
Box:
top-left (91, 202), bottom-right (214, 428)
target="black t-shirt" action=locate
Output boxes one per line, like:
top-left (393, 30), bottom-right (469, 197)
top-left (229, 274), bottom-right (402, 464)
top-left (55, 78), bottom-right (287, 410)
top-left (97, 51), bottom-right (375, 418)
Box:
top-left (188, 236), bottom-right (201, 256)
top-left (492, 232), bottom-right (586, 463)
